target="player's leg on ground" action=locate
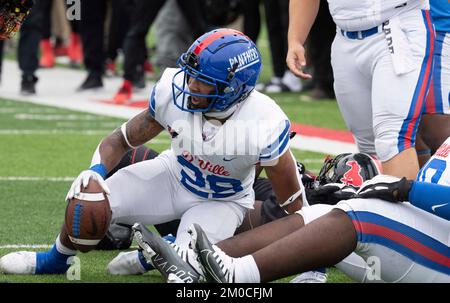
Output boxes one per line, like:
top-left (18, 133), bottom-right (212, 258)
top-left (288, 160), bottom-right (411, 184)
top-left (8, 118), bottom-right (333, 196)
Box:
top-left (235, 200), bottom-right (264, 234)
top-left (335, 252), bottom-right (379, 283)
top-left (175, 201), bottom-right (246, 247)
top-left (219, 214), bottom-right (305, 257)
top-left (252, 209), bottom-right (356, 282)
top-left (0, 224), bottom-right (76, 275)
top-left (335, 198), bottom-right (450, 282)
top-left (105, 155), bottom-right (187, 275)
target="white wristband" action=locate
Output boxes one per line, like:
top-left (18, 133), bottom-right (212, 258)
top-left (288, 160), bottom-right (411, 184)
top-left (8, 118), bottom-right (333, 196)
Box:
top-left (279, 188), bottom-right (303, 208)
top-left (121, 122), bottom-right (136, 149)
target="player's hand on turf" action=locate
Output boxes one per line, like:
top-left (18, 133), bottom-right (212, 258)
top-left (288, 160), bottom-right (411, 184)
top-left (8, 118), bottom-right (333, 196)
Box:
top-left (66, 170), bottom-right (111, 201)
top-left (307, 183), bottom-right (357, 205)
top-left (355, 175), bottom-right (412, 202)
top-left (286, 43), bottom-right (312, 79)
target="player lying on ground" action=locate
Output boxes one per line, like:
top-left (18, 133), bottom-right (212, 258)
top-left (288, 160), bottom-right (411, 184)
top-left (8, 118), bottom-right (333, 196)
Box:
top-left (132, 138), bottom-right (450, 283)
top-left (133, 180), bottom-right (450, 283)
top-left (100, 149), bottom-right (381, 282)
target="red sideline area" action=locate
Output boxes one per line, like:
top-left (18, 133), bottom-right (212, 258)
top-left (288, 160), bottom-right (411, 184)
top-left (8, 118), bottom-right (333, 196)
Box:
top-left (99, 99), bottom-right (355, 143)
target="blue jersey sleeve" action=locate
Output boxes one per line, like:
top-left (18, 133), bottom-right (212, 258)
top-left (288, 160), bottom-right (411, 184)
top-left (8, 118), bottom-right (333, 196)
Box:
top-left (148, 81), bottom-right (158, 119)
top-left (409, 181), bottom-right (450, 221)
top-left (259, 120), bottom-right (291, 163)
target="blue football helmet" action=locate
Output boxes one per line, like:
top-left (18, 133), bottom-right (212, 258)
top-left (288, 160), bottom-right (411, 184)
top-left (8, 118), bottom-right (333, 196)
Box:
top-left (172, 28), bottom-right (262, 113)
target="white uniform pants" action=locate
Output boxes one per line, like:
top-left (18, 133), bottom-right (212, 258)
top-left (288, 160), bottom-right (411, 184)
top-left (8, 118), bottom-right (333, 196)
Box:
top-left (105, 151), bottom-right (247, 247)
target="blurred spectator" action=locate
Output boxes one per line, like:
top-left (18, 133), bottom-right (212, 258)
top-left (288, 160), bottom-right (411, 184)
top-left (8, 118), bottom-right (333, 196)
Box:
top-left (112, 0), bottom-right (165, 104)
top-left (77, 0), bottom-right (108, 91)
top-left (39, 0), bottom-right (82, 68)
top-left (17, 0), bottom-right (44, 94)
top-left (104, 0), bottom-right (133, 77)
top-left (153, 0), bottom-right (208, 72)
top-left (241, 0), bottom-right (261, 43)
top-left (255, 0), bottom-right (302, 93)
top-left (305, 0), bottom-right (335, 99)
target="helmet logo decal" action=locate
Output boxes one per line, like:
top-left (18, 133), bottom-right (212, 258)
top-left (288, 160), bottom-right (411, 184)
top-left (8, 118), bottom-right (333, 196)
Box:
top-left (340, 160), bottom-right (364, 186)
top-left (228, 47), bottom-right (260, 72)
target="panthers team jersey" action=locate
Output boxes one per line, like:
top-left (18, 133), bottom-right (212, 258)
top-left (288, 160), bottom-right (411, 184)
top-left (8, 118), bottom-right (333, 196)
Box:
top-left (327, 0), bottom-right (428, 31)
top-left (417, 136), bottom-right (450, 186)
top-left (148, 68), bottom-right (291, 207)
top-left (430, 0), bottom-right (450, 32)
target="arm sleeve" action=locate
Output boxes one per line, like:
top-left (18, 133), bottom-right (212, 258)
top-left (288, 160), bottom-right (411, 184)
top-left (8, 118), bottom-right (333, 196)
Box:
top-left (408, 181), bottom-right (450, 221)
top-left (259, 120), bottom-right (291, 163)
top-left (148, 68), bottom-right (179, 129)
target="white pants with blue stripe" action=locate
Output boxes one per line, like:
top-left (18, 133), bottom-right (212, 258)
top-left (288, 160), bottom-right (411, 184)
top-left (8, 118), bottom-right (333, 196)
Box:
top-left (105, 150), bottom-right (247, 248)
top-left (297, 199), bottom-right (450, 282)
top-left (425, 31), bottom-right (450, 115)
top-left (331, 9), bottom-right (434, 161)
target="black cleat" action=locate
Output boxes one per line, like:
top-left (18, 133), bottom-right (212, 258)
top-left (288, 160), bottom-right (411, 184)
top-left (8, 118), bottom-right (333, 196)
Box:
top-left (20, 75), bottom-right (37, 95)
top-left (189, 223), bottom-right (234, 283)
top-left (132, 223), bottom-right (201, 283)
top-left (77, 72), bottom-right (103, 91)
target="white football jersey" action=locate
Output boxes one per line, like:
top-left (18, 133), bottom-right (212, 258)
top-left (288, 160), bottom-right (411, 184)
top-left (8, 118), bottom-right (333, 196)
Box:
top-left (149, 68), bottom-right (291, 207)
top-left (417, 136), bottom-right (450, 186)
top-left (327, 0), bottom-right (428, 31)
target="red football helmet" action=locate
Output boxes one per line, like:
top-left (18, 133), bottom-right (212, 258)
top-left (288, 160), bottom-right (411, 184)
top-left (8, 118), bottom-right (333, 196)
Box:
top-left (0, 0), bottom-right (33, 40)
top-left (317, 153), bottom-right (382, 187)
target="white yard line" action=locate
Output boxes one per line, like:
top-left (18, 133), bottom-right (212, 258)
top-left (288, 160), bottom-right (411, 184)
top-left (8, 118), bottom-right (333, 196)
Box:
top-left (0, 244), bottom-right (53, 249)
top-left (0, 176), bottom-right (75, 182)
top-left (0, 129), bottom-right (110, 135)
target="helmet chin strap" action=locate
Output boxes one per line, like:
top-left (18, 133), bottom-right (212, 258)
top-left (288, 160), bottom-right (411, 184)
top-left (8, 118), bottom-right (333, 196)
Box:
top-left (203, 103), bottom-right (239, 120)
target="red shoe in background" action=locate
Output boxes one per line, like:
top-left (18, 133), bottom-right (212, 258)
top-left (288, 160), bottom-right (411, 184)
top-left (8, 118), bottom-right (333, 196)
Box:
top-left (68, 32), bottom-right (83, 66)
top-left (39, 39), bottom-right (55, 68)
top-left (113, 80), bottom-right (133, 104)
top-left (143, 60), bottom-right (155, 77)
top-left (105, 59), bottom-right (118, 77)
top-left (53, 40), bottom-right (68, 57)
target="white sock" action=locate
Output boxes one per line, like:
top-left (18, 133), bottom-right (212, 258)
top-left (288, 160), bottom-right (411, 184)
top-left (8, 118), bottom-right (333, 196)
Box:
top-left (234, 255), bottom-right (261, 283)
top-left (55, 235), bottom-right (77, 256)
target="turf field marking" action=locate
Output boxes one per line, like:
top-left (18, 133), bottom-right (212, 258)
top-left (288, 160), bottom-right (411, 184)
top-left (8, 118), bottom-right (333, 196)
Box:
top-left (0, 244), bottom-right (53, 249)
top-left (14, 113), bottom-right (105, 121)
top-left (0, 176), bottom-right (74, 182)
top-left (0, 129), bottom-right (110, 135)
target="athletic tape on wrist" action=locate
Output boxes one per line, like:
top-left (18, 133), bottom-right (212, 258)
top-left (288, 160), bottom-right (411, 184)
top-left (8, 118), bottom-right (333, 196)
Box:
top-left (90, 163), bottom-right (107, 179)
top-left (279, 188), bottom-right (303, 208)
top-left (121, 122), bottom-right (137, 149)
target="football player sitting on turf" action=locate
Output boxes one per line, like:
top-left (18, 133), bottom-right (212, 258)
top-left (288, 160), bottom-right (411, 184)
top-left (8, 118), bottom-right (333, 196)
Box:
top-left (133, 138), bottom-right (450, 283)
top-left (0, 28), bottom-right (307, 276)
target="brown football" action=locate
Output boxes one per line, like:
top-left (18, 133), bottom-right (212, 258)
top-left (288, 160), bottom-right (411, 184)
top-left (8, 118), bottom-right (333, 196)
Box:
top-left (64, 179), bottom-right (112, 252)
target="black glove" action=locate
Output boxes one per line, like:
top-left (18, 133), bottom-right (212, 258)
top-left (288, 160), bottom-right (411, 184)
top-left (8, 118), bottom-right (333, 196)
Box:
top-left (307, 183), bottom-right (358, 205)
top-left (355, 175), bottom-right (413, 202)
top-left (301, 173), bottom-right (316, 190)
top-left (96, 223), bottom-right (133, 250)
